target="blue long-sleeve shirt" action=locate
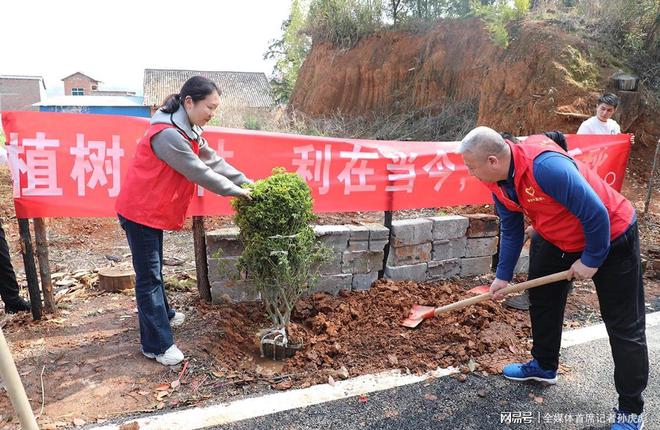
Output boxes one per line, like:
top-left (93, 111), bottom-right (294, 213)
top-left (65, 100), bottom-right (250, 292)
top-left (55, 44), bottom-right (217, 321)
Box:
top-left (495, 151), bottom-right (612, 281)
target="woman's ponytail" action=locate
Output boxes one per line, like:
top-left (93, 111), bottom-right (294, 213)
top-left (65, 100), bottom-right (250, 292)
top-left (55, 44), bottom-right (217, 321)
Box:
top-left (160, 93), bottom-right (181, 113)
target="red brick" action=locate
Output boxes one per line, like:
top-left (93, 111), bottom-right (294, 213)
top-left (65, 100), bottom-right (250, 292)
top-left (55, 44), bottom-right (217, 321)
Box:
top-left (466, 214), bottom-right (499, 238)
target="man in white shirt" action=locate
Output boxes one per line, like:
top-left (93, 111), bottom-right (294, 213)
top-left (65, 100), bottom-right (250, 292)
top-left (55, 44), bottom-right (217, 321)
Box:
top-left (577, 93), bottom-right (621, 135)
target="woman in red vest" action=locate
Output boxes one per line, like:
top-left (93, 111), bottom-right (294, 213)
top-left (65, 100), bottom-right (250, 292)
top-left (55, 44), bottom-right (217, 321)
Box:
top-left (116, 76), bottom-right (251, 366)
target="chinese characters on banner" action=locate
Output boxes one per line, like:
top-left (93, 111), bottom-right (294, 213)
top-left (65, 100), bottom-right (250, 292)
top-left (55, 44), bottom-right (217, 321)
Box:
top-left (1, 111), bottom-right (632, 219)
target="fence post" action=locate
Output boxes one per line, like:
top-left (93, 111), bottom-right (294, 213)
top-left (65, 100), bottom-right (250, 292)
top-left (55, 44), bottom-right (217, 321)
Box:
top-left (192, 216), bottom-right (211, 302)
top-left (643, 140), bottom-right (660, 217)
top-left (33, 218), bottom-right (55, 314)
top-left (17, 219), bottom-right (41, 321)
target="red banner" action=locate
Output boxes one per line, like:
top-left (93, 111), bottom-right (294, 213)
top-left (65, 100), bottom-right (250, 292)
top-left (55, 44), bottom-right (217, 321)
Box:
top-left (1, 111), bottom-right (632, 218)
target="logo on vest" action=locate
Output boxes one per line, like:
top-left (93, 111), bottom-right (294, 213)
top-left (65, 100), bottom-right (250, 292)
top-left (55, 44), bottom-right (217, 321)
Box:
top-left (524, 186), bottom-right (545, 203)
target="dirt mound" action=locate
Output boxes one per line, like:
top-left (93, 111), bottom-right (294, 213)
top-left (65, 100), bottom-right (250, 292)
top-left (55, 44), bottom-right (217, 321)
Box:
top-left (205, 279), bottom-right (532, 389)
top-left (292, 19), bottom-right (584, 132)
top-left (291, 17), bottom-right (659, 156)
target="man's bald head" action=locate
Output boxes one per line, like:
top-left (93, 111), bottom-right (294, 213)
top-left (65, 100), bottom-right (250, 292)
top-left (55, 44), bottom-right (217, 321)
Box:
top-left (458, 126), bottom-right (507, 157)
top-left (458, 126), bottom-right (511, 183)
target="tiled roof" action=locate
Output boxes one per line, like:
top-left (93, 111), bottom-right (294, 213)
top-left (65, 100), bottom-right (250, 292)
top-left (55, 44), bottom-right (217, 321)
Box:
top-left (61, 72), bottom-right (101, 83)
top-left (143, 69), bottom-right (274, 108)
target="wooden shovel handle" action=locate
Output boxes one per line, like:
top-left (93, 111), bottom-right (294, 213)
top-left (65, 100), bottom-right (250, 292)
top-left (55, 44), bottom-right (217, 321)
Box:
top-left (433, 270), bottom-right (571, 317)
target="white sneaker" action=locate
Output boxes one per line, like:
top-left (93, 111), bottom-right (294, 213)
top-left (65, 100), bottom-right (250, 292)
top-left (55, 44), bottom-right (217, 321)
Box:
top-left (170, 311), bottom-right (185, 327)
top-left (142, 344), bottom-right (184, 366)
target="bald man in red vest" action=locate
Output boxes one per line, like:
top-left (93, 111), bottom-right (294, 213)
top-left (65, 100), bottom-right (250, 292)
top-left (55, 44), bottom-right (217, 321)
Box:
top-left (459, 126), bottom-right (647, 429)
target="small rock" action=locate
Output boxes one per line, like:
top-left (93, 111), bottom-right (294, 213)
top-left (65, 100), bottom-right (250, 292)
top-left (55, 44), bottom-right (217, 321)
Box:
top-left (529, 392), bottom-right (544, 404)
top-left (73, 418), bottom-right (86, 426)
top-left (163, 257), bottom-right (185, 266)
top-left (273, 379), bottom-right (293, 390)
top-left (105, 254), bottom-right (122, 262)
top-left (337, 366), bottom-right (350, 380)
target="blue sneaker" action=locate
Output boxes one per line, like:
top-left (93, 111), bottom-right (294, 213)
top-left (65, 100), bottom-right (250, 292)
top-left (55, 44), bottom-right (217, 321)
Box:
top-left (611, 408), bottom-right (644, 429)
top-left (502, 359), bottom-right (558, 384)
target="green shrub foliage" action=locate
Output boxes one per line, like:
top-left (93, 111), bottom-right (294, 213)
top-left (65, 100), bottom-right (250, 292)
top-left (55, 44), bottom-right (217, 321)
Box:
top-left (232, 168), bottom-right (329, 330)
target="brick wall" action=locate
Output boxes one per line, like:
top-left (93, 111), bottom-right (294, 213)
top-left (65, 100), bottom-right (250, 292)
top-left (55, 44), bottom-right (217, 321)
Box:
top-left (205, 214), bottom-right (529, 303)
top-left (0, 78), bottom-right (42, 111)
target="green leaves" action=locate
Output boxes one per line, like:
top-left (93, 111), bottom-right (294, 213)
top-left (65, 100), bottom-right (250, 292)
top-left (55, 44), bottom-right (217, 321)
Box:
top-left (233, 167), bottom-right (315, 235)
top-left (306, 0), bottom-right (384, 48)
top-left (232, 168), bottom-right (329, 330)
top-left (265, 0), bottom-right (311, 104)
top-left (469, 0), bottom-right (528, 48)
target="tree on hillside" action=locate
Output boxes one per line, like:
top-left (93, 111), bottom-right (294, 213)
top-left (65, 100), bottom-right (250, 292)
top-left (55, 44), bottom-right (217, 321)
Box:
top-left (306, 0), bottom-right (383, 47)
top-left (404, 0), bottom-right (471, 19)
top-left (387, 0), bottom-right (406, 25)
top-left (264, 0), bottom-right (311, 104)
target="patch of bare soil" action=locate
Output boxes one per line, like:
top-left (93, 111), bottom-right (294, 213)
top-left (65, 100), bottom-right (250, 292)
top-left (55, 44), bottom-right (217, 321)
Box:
top-left (0, 277), bottom-right (530, 428)
top-left (1, 268), bottom-right (659, 428)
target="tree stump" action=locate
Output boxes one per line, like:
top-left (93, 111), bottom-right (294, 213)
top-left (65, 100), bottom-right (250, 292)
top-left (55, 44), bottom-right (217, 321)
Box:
top-left (611, 74), bottom-right (639, 91)
top-left (98, 267), bottom-right (135, 292)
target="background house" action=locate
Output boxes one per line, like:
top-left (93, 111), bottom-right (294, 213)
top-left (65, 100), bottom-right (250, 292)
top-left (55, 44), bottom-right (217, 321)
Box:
top-left (35, 95), bottom-right (150, 117)
top-left (0, 75), bottom-right (46, 150)
top-left (62, 72), bottom-right (100, 96)
top-left (0, 75), bottom-right (46, 111)
top-left (143, 68), bottom-right (275, 128)
top-left (62, 72), bottom-right (135, 96)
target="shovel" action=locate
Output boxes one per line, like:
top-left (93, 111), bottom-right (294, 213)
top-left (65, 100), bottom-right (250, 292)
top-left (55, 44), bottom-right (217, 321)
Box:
top-left (401, 270), bottom-right (571, 328)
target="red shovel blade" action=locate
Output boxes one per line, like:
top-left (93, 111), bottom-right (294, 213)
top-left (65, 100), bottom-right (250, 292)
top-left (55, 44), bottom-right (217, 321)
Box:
top-left (401, 305), bottom-right (436, 328)
top-left (468, 285), bottom-right (490, 295)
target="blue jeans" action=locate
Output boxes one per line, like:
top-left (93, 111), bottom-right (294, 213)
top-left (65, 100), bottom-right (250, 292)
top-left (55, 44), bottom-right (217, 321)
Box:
top-left (118, 214), bottom-right (175, 354)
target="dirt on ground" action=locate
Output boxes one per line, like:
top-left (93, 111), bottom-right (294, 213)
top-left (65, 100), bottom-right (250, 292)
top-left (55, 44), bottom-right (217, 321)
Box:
top-left (1, 266), bottom-right (659, 429)
top-left (0, 154), bottom-right (658, 429)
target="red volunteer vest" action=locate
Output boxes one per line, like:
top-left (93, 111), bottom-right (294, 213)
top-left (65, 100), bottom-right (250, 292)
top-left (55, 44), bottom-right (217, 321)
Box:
top-left (115, 124), bottom-right (199, 230)
top-left (483, 138), bottom-right (634, 252)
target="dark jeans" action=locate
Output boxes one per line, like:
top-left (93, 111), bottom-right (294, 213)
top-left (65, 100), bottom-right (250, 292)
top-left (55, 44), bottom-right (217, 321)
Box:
top-left (118, 214), bottom-right (175, 355)
top-left (0, 222), bottom-right (21, 305)
top-left (528, 221), bottom-right (648, 414)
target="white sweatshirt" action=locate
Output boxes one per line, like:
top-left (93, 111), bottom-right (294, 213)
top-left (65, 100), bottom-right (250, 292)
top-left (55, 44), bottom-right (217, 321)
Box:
top-left (577, 116), bottom-right (621, 135)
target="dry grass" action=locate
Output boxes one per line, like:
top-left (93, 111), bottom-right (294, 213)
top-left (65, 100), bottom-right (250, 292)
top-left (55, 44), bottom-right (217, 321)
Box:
top-left (235, 99), bottom-right (478, 142)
